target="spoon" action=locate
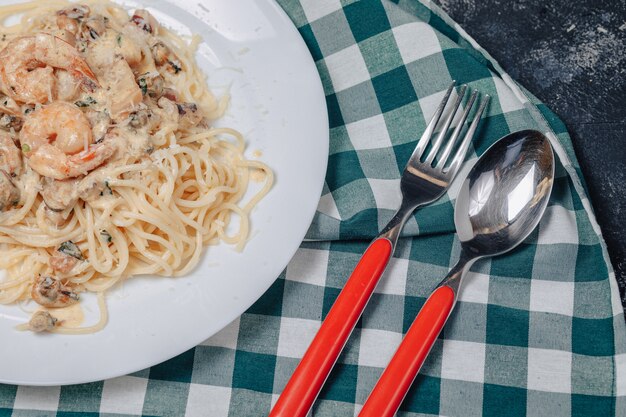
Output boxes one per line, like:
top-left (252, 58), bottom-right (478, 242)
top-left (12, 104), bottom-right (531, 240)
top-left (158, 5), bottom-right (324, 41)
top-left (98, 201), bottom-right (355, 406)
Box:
top-left (358, 129), bottom-right (555, 417)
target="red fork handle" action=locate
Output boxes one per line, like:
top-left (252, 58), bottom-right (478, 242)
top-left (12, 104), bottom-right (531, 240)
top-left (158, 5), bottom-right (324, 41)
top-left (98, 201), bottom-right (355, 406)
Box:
top-left (269, 238), bottom-right (393, 417)
top-left (358, 285), bottom-right (456, 417)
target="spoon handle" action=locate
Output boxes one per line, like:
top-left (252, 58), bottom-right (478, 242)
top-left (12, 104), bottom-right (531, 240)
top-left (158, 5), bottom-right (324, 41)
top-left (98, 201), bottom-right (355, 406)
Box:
top-left (270, 238), bottom-right (393, 417)
top-left (358, 285), bottom-right (456, 417)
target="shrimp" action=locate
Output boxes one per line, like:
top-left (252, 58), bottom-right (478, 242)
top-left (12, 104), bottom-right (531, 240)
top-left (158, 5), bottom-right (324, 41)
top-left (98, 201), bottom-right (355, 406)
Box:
top-left (31, 275), bottom-right (79, 308)
top-left (0, 33), bottom-right (98, 104)
top-left (85, 38), bottom-right (142, 120)
top-left (108, 57), bottom-right (143, 120)
top-left (40, 177), bottom-right (78, 211)
top-left (50, 252), bottom-right (78, 274)
top-left (20, 102), bottom-right (117, 180)
top-left (21, 102), bottom-right (92, 155)
top-left (56, 70), bottom-right (82, 102)
top-left (0, 131), bottom-right (22, 176)
top-left (116, 31), bottom-right (143, 67)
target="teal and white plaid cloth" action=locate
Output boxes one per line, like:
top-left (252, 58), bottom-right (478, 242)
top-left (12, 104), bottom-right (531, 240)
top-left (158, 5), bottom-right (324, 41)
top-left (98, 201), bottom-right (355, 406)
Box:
top-left (3, 0), bottom-right (625, 416)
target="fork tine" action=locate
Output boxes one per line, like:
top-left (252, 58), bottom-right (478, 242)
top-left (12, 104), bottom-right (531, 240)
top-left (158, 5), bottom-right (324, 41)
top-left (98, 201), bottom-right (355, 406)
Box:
top-left (446, 95), bottom-right (490, 175)
top-left (409, 82), bottom-right (455, 162)
top-left (435, 89), bottom-right (478, 169)
top-left (424, 85), bottom-right (467, 165)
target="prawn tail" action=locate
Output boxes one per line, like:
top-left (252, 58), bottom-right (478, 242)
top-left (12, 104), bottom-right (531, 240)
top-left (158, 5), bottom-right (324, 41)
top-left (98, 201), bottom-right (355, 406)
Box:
top-left (71, 59), bottom-right (99, 91)
top-left (67, 143), bottom-right (116, 177)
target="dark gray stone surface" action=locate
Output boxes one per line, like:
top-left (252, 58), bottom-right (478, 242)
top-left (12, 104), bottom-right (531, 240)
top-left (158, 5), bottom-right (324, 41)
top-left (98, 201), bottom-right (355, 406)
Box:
top-left (433, 0), bottom-right (626, 313)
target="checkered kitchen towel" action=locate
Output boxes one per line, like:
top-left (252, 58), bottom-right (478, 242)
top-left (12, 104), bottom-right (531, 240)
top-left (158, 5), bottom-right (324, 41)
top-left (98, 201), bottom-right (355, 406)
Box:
top-left (3, 0), bottom-right (625, 416)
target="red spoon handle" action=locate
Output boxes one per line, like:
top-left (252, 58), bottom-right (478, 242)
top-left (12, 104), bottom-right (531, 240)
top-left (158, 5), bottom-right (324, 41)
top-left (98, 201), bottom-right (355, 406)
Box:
top-left (358, 285), bottom-right (456, 417)
top-left (269, 238), bottom-right (393, 417)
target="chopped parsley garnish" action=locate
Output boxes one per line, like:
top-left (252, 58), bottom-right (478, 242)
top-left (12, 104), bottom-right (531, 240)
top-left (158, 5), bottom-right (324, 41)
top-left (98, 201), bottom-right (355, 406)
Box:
top-left (100, 180), bottom-right (113, 196)
top-left (76, 40), bottom-right (87, 53)
top-left (100, 230), bottom-right (112, 243)
top-left (169, 60), bottom-right (182, 74)
top-left (138, 78), bottom-right (147, 95)
top-left (58, 241), bottom-right (84, 260)
top-left (75, 96), bottom-right (97, 107)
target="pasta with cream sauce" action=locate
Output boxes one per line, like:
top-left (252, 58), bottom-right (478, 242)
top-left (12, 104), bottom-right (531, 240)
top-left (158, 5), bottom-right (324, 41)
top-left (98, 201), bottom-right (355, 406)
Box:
top-left (0, 0), bottom-right (272, 333)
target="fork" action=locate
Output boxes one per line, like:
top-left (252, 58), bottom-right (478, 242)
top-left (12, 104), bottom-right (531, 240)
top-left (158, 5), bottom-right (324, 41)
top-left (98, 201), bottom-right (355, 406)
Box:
top-left (269, 82), bottom-right (489, 417)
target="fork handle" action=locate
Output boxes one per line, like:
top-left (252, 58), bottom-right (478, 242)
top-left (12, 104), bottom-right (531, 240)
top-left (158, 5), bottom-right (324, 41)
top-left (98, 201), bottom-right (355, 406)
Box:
top-left (358, 285), bottom-right (456, 417)
top-left (269, 238), bottom-right (393, 417)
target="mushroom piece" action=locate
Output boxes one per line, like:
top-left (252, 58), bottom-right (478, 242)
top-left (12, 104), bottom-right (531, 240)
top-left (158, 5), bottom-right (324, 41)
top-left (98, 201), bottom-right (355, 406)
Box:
top-left (130, 9), bottom-right (159, 34)
top-left (176, 103), bottom-right (202, 129)
top-left (156, 98), bottom-right (202, 130)
top-left (80, 15), bottom-right (107, 41)
top-left (0, 170), bottom-right (19, 211)
top-left (31, 275), bottom-right (79, 308)
top-left (40, 178), bottom-right (78, 212)
top-left (28, 310), bottom-right (58, 333)
top-left (151, 41), bottom-right (182, 74)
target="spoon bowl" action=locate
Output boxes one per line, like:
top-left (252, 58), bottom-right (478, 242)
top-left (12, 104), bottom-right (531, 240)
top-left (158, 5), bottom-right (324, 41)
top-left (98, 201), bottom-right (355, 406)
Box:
top-left (455, 129), bottom-right (554, 258)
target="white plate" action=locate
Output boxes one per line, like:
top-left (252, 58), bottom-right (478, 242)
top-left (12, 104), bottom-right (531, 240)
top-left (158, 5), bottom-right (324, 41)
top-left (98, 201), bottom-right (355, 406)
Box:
top-left (0, 0), bottom-right (328, 385)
